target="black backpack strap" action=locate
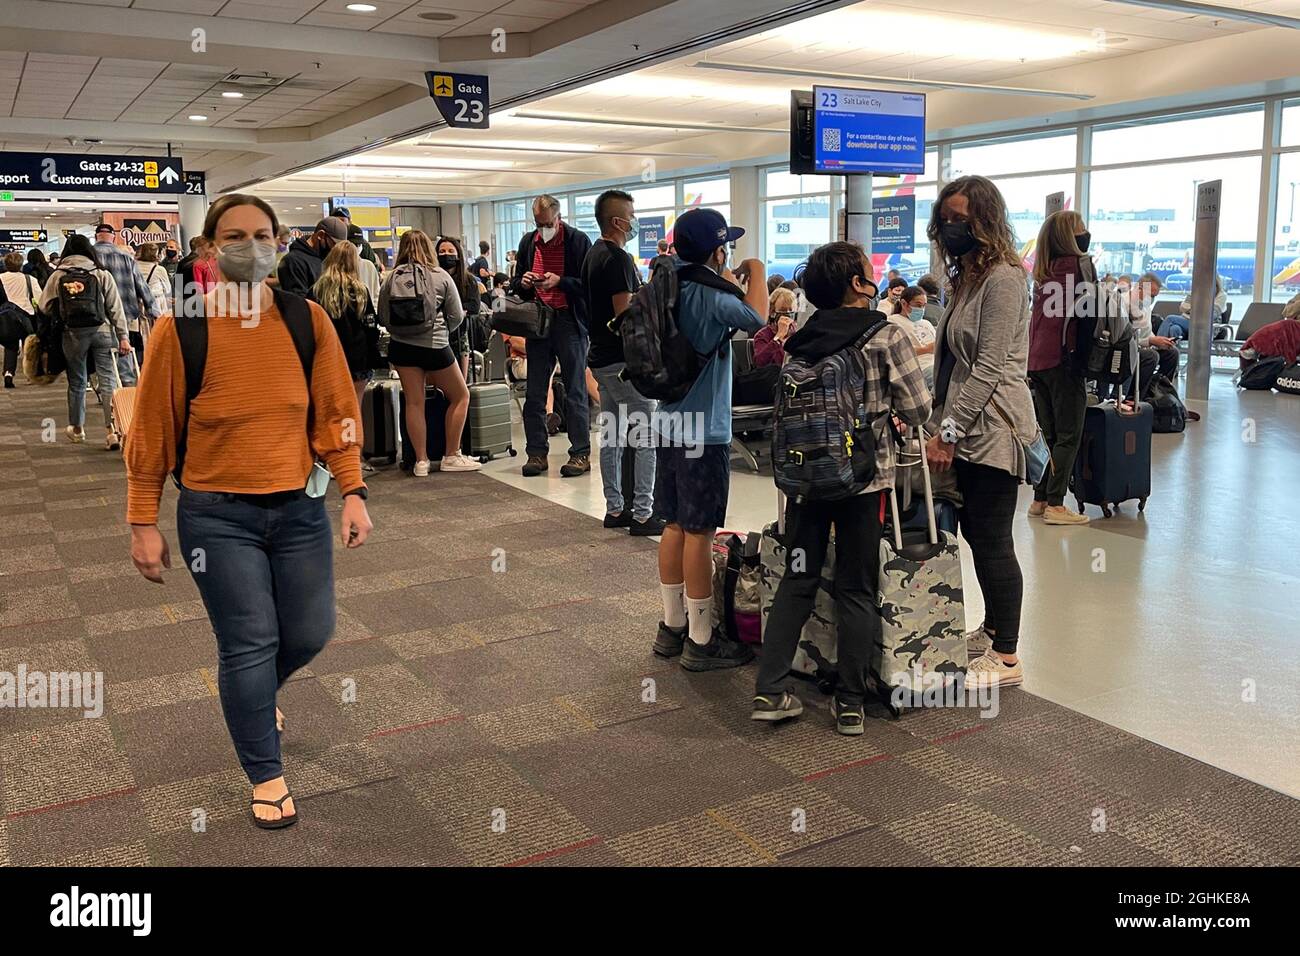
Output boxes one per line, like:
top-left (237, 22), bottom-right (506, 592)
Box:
top-left (172, 299), bottom-right (209, 487)
top-left (273, 288), bottom-right (316, 387)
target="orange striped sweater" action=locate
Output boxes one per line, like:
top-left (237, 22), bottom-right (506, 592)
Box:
top-left (125, 298), bottom-right (365, 524)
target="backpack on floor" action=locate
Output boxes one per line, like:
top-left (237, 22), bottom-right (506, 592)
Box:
top-left (1147, 373), bottom-right (1187, 433)
top-left (1235, 354), bottom-right (1285, 391)
top-left (711, 532), bottom-right (763, 645)
top-left (771, 317), bottom-right (890, 503)
top-left (1275, 363), bottom-right (1300, 395)
top-left (55, 267), bottom-right (106, 329)
top-left (613, 263), bottom-right (742, 403)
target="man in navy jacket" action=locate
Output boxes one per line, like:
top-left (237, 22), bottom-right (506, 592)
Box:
top-left (509, 194), bottom-right (593, 478)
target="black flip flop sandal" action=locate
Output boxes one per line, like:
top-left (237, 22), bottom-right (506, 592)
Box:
top-left (251, 792), bottom-right (298, 830)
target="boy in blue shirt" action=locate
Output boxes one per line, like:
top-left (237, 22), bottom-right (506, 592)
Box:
top-left (653, 208), bottom-right (768, 670)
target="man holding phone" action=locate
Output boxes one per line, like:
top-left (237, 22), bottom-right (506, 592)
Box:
top-left (509, 195), bottom-right (593, 478)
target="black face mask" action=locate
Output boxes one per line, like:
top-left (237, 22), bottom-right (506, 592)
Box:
top-left (438, 254), bottom-right (460, 271)
top-left (940, 221), bottom-right (978, 258)
top-left (1076, 231), bottom-right (1092, 253)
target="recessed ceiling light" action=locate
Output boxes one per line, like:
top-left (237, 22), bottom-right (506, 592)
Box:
top-left (188, 115), bottom-right (208, 121)
top-left (346, 3), bottom-right (378, 10)
top-left (295, 206), bottom-right (303, 210)
top-left (221, 91), bottom-right (245, 98)
top-left (417, 11), bottom-right (457, 20)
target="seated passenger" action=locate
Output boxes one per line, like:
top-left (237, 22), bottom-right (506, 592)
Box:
top-left (752, 241), bottom-right (929, 733)
top-left (653, 207), bottom-right (766, 671)
top-left (888, 285), bottom-right (936, 389)
top-left (1110, 272), bottom-right (1178, 402)
top-left (752, 288), bottom-right (797, 368)
top-left (1162, 276), bottom-right (1226, 339)
top-left (917, 273), bottom-right (944, 326)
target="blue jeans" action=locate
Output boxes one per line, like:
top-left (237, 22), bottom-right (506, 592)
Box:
top-left (591, 362), bottom-right (657, 521)
top-left (177, 488), bottom-right (335, 784)
top-left (63, 327), bottom-right (117, 431)
top-left (523, 309), bottom-right (590, 457)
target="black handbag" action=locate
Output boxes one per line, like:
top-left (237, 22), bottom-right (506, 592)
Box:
top-left (489, 292), bottom-right (554, 339)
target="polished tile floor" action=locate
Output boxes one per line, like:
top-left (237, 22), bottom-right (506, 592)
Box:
top-left (482, 375), bottom-right (1300, 798)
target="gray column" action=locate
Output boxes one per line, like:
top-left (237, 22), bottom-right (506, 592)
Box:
top-left (178, 193), bottom-right (208, 247)
top-left (1186, 180), bottom-right (1221, 405)
top-left (844, 174), bottom-right (874, 255)
top-left (729, 165), bottom-right (760, 262)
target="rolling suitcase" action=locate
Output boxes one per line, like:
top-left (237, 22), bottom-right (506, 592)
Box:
top-left (399, 385), bottom-right (448, 471)
top-left (464, 381), bottom-right (515, 461)
top-left (876, 433), bottom-right (967, 707)
top-left (1071, 400), bottom-right (1152, 517)
top-left (362, 374), bottom-right (401, 464)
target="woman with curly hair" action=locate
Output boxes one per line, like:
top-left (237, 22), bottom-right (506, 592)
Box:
top-left (926, 175), bottom-right (1038, 690)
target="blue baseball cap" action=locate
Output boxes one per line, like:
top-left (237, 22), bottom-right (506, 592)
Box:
top-left (673, 207), bottom-right (744, 261)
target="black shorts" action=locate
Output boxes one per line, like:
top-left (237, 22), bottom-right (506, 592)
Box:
top-left (387, 339), bottom-right (456, 372)
top-left (653, 443), bottom-right (731, 533)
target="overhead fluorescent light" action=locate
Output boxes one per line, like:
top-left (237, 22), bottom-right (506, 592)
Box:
top-left (221, 91), bottom-right (245, 99)
top-left (346, 3), bottom-right (378, 10)
top-left (413, 141), bottom-right (716, 159)
top-left (693, 61), bottom-right (1093, 101)
top-left (1106, 0), bottom-right (1300, 30)
top-left (188, 115), bottom-right (208, 121)
top-left (511, 111), bottom-right (783, 135)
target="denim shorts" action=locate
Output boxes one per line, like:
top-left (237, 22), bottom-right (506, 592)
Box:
top-left (653, 443), bottom-right (731, 533)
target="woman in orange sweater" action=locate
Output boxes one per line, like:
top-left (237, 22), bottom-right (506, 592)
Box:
top-left (125, 194), bottom-right (372, 830)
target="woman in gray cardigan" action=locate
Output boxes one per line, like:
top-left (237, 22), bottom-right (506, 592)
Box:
top-left (926, 175), bottom-right (1038, 690)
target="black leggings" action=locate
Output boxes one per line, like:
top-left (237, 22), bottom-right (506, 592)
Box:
top-left (954, 458), bottom-right (1023, 654)
top-left (2, 337), bottom-right (21, 378)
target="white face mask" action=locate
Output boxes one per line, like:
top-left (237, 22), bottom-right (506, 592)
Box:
top-left (538, 222), bottom-right (557, 243)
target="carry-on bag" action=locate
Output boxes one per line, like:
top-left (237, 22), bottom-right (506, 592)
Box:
top-left (399, 385), bottom-right (449, 471)
top-left (464, 381), bottom-right (515, 461)
top-left (876, 430), bottom-right (967, 705)
top-left (488, 292), bottom-right (554, 339)
top-left (712, 532), bottom-right (763, 645)
top-left (1274, 362), bottom-right (1300, 395)
top-left (1234, 353), bottom-right (1285, 391)
top-left (362, 373), bottom-right (401, 464)
top-left (1071, 400), bottom-right (1153, 516)
top-left (110, 347), bottom-right (140, 442)
top-left (1147, 373), bottom-right (1187, 433)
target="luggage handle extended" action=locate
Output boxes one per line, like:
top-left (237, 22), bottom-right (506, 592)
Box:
top-left (889, 423), bottom-right (939, 552)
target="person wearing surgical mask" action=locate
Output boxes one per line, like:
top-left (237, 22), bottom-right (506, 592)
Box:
top-left (125, 193), bottom-right (371, 833)
top-left (583, 189), bottom-right (663, 535)
top-left (276, 215), bottom-right (346, 298)
top-left (435, 236), bottom-right (482, 380)
top-left (888, 285), bottom-right (936, 388)
top-left (508, 193), bottom-right (594, 480)
top-left (926, 174), bottom-right (1037, 691)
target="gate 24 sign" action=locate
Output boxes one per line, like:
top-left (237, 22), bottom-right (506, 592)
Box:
top-left (425, 72), bottom-right (489, 129)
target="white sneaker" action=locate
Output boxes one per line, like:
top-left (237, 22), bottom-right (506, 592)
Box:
top-left (65, 425), bottom-right (85, 444)
top-left (965, 649), bottom-right (1024, 689)
top-left (105, 431), bottom-right (121, 451)
top-left (412, 460), bottom-right (431, 477)
top-left (440, 454), bottom-right (483, 473)
top-left (1043, 505), bottom-right (1089, 526)
top-left (964, 626), bottom-right (993, 658)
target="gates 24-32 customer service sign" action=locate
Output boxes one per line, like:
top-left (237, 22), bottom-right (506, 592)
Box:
top-left (0, 151), bottom-right (187, 194)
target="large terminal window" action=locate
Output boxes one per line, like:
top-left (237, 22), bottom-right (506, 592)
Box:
top-left (762, 166), bottom-right (832, 278)
top-left (951, 133), bottom-right (1077, 254)
top-left (1274, 151), bottom-right (1300, 304)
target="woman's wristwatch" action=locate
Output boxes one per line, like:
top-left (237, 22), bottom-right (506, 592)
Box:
top-left (344, 487), bottom-right (369, 501)
top-left (939, 417), bottom-right (961, 446)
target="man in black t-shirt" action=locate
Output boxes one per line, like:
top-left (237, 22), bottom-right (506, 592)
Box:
top-left (583, 189), bottom-right (664, 536)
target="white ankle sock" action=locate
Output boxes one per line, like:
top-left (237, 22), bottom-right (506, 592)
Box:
top-left (660, 583), bottom-right (686, 629)
top-left (686, 595), bottom-right (712, 646)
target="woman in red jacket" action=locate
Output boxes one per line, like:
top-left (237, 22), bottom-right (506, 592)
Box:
top-left (1027, 211), bottom-right (1093, 526)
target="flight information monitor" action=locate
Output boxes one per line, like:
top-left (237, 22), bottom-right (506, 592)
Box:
top-left (812, 86), bottom-right (926, 175)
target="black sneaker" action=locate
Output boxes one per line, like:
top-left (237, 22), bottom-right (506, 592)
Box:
top-left (831, 697), bottom-right (865, 736)
top-left (522, 454), bottom-right (548, 477)
top-left (629, 515), bottom-right (666, 536)
top-left (3, 373), bottom-right (12, 390)
top-left (603, 511), bottom-right (632, 529)
top-left (681, 629), bottom-right (755, 672)
top-left (751, 692), bottom-right (803, 723)
top-left (652, 621), bottom-right (686, 658)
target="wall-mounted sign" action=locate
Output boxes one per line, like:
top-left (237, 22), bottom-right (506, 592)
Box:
top-left (638, 215), bottom-right (666, 259)
top-left (1046, 191), bottom-right (1065, 216)
top-left (184, 171), bottom-right (205, 195)
top-left (328, 196), bottom-right (391, 231)
top-left (870, 196), bottom-right (915, 255)
top-left (0, 228), bottom-right (47, 243)
top-left (0, 151), bottom-right (186, 194)
top-left (425, 71), bottom-right (490, 129)
top-left (0, 192), bottom-right (13, 202)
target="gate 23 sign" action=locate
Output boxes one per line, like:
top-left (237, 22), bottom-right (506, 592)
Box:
top-left (425, 72), bottom-right (490, 129)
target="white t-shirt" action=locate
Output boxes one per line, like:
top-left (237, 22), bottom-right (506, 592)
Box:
top-left (889, 313), bottom-right (935, 372)
top-left (0, 272), bottom-right (39, 314)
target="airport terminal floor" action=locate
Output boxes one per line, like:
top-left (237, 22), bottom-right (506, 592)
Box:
top-left (2, 372), bottom-right (1298, 868)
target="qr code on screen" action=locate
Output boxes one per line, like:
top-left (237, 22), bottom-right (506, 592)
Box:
top-left (821, 127), bottom-right (841, 152)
